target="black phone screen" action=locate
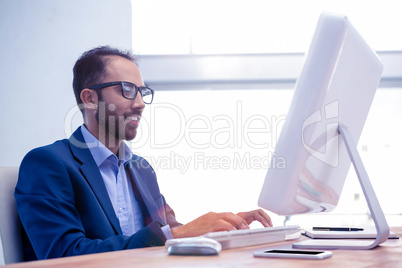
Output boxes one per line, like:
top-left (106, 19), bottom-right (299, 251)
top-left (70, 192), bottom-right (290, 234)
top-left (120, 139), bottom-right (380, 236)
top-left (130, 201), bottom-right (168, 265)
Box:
top-left (264, 250), bottom-right (324, 255)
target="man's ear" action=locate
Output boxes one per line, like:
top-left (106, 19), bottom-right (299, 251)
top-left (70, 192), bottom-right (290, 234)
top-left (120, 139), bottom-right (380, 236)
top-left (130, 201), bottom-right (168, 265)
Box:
top-left (80, 88), bottom-right (98, 110)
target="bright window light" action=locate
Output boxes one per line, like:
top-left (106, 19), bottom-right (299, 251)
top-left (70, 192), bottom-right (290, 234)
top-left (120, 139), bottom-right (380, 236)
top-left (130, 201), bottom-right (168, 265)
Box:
top-left (130, 0), bottom-right (402, 226)
top-left (128, 88), bottom-right (402, 226)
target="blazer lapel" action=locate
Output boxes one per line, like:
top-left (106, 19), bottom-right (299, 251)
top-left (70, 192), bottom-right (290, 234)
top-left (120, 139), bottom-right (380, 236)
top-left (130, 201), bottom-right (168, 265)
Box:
top-left (68, 128), bottom-right (123, 235)
top-left (126, 161), bottom-right (167, 226)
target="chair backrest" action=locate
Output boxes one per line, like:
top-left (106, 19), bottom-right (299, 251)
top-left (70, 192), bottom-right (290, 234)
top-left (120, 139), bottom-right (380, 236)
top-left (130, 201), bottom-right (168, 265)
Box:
top-left (0, 166), bottom-right (23, 265)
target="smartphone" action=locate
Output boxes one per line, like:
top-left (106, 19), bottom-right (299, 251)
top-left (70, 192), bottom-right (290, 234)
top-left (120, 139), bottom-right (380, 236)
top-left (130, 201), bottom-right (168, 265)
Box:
top-left (253, 249), bottom-right (332, 260)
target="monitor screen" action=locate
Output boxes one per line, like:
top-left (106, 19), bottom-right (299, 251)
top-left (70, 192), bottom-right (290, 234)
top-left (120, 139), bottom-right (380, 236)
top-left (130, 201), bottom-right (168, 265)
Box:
top-left (258, 12), bottom-right (383, 215)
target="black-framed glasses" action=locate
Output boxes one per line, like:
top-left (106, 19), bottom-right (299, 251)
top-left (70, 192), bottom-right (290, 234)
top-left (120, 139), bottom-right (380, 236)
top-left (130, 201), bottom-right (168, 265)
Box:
top-left (88, 81), bottom-right (154, 104)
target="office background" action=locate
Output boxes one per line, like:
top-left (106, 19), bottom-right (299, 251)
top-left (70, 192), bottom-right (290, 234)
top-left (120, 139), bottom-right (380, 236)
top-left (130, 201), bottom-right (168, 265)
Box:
top-left (1, 0), bottom-right (401, 227)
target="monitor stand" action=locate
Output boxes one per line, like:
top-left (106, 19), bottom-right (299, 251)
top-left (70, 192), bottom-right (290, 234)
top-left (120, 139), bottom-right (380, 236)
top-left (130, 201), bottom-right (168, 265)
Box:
top-left (293, 123), bottom-right (390, 250)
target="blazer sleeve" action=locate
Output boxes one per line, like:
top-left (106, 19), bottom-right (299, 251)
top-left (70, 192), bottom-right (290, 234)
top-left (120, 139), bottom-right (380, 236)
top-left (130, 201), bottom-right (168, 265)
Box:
top-left (131, 155), bottom-right (182, 229)
top-left (162, 195), bottom-right (182, 229)
top-left (15, 146), bottom-right (167, 260)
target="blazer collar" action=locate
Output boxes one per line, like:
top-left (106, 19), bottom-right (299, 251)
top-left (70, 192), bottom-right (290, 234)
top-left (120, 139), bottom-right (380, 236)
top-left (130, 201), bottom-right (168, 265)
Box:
top-left (68, 127), bottom-right (123, 235)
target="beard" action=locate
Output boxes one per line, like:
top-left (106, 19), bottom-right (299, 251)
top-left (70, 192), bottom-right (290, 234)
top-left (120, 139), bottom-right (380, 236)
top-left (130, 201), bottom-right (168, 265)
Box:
top-left (95, 101), bottom-right (139, 147)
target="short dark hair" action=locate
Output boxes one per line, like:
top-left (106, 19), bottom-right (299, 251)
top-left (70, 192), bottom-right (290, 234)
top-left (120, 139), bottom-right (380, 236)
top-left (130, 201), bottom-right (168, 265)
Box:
top-left (72, 46), bottom-right (138, 106)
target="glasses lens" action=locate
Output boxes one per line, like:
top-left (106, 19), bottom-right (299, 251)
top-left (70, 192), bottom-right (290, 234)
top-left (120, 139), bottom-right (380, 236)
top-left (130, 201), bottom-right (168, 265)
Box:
top-left (121, 83), bottom-right (136, 99)
top-left (140, 87), bottom-right (154, 104)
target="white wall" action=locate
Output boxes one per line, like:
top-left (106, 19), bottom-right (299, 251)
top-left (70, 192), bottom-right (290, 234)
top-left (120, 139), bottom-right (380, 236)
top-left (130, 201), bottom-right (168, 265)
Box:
top-left (0, 0), bottom-right (132, 166)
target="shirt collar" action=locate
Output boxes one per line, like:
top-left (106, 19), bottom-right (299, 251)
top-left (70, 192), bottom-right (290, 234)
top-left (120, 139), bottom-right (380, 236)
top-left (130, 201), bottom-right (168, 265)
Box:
top-left (80, 125), bottom-right (133, 167)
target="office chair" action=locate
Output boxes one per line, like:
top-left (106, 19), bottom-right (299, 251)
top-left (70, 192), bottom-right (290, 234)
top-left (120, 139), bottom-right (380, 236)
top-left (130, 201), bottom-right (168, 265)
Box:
top-left (0, 166), bottom-right (23, 265)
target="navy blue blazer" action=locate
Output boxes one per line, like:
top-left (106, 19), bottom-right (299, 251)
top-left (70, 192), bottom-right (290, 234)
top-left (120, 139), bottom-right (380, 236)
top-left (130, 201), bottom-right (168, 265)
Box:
top-left (15, 127), bottom-right (181, 261)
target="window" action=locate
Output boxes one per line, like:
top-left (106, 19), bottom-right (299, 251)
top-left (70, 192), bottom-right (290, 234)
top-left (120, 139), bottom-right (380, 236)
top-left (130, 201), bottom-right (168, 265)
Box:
top-left (130, 88), bottom-right (402, 226)
top-left (131, 0), bottom-right (402, 227)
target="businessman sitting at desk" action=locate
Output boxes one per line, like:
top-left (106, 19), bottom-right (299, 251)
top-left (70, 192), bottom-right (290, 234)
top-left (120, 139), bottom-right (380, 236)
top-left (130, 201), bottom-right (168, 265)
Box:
top-left (14, 46), bottom-right (272, 261)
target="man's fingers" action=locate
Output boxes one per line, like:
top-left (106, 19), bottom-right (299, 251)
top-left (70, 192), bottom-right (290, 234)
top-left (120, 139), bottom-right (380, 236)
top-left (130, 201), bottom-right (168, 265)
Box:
top-left (219, 212), bottom-right (250, 230)
top-left (237, 209), bottom-right (273, 227)
top-left (254, 209), bottom-right (273, 227)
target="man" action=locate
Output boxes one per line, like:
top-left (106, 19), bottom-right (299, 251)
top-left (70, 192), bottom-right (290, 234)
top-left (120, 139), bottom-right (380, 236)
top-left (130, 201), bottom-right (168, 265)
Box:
top-left (15, 46), bottom-right (272, 261)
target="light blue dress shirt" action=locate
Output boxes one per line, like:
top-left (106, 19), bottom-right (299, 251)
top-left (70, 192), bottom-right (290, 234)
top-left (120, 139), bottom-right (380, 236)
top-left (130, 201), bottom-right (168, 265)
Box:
top-left (80, 125), bottom-right (172, 239)
top-left (81, 125), bottom-right (144, 236)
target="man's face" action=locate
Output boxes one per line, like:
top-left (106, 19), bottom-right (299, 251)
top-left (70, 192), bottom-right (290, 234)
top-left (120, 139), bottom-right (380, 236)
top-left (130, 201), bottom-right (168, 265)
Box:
top-left (95, 56), bottom-right (145, 144)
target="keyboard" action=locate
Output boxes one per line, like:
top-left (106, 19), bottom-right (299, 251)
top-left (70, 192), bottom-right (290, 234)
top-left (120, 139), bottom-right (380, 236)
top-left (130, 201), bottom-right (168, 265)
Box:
top-left (202, 225), bottom-right (301, 250)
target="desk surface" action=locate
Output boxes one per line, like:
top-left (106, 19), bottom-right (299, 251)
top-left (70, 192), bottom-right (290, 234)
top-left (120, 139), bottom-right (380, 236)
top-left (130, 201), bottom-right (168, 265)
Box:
top-left (6, 227), bottom-right (402, 268)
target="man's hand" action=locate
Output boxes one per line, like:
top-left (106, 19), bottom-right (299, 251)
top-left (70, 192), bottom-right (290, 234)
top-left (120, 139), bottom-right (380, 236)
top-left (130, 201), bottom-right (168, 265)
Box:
top-left (171, 209), bottom-right (272, 238)
top-left (237, 209), bottom-right (273, 227)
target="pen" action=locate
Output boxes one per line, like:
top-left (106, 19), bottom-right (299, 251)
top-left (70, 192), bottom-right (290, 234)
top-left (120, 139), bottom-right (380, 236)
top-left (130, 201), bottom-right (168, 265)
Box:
top-left (312, 227), bottom-right (364, 231)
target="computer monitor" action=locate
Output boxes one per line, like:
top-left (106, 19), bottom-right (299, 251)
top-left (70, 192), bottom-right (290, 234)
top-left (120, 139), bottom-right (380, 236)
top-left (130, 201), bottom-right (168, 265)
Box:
top-left (257, 12), bottom-right (389, 249)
